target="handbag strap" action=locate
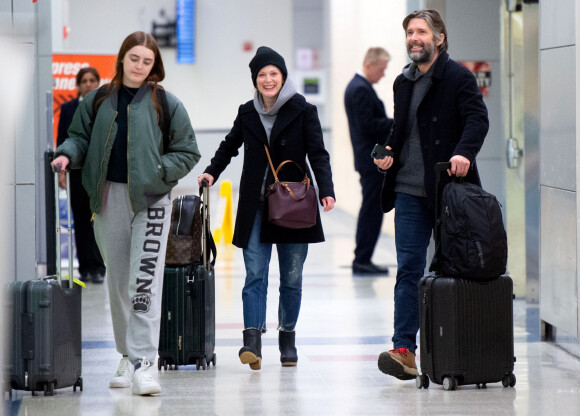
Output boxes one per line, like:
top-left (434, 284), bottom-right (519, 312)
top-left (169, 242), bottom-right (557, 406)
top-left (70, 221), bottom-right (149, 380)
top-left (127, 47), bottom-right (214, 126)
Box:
top-left (264, 145), bottom-right (280, 182)
top-left (264, 145), bottom-right (311, 186)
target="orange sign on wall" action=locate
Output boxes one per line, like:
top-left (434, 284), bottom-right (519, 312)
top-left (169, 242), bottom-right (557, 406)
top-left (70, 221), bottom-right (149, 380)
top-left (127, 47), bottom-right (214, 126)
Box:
top-left (52, 54), bottom-right (117, 146)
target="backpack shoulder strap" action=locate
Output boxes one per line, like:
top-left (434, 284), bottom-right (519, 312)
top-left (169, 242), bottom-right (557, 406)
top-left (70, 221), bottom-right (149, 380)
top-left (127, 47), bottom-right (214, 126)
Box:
top-left (156, 88), bottom-right (171, 152)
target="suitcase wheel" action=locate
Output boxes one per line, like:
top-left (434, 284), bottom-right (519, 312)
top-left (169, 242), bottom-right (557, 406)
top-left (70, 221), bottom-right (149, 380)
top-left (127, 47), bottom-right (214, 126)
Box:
top-left (43, 381), bottom-right (55, 396)
top-left (210, 353), bottom-right (217, 367)
top-left (415, 374), bottom-right (429, 389)
top-left (502, 373), bottom-right (516, 388)
top-left (442, 376), bottom-right (457, 391)
top-left (157, 358), bottom-right (176, 371)
top-left (73, 377), bottom-right (83, 392)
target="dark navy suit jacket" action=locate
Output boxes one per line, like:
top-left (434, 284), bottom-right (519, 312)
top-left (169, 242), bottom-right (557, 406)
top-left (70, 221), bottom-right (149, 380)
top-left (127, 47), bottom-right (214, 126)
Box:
top-left (57, 98), bottom-right (80, 146)
top-left (344, 74), bottom-right (393, 173)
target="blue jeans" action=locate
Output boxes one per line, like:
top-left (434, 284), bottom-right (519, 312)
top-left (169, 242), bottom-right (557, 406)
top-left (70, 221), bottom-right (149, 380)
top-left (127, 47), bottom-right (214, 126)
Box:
top-left (393, 193), bottom-right (434, 354)
top-left (242, 208), bottom-right (308, 332)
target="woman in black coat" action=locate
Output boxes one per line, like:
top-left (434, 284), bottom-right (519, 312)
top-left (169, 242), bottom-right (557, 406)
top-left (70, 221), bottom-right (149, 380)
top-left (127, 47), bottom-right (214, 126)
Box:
top-left (56, 67), bottom-right (106, 284)
top-left (198, 46), bottom-right (335, 371)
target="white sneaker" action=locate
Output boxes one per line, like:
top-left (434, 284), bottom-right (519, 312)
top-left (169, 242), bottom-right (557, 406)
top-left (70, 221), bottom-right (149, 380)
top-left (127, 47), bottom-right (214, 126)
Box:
top-left (109, 357), bottom-right (134, 388)
top-left (132, 358), bottom-right (161, 396)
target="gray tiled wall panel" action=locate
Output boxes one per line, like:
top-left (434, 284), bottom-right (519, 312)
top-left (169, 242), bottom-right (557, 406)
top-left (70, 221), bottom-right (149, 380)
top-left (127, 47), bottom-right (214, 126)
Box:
top-left (540, 186), bottom-right (578, 335)
top-left (540, 0), bottom-right (575, 49)
top-left (16, 185), bottom-right (36, 281)
top-left (446, 0), bottom-right (501, 60)
top-left (539, 46), bottom-right (575, 191)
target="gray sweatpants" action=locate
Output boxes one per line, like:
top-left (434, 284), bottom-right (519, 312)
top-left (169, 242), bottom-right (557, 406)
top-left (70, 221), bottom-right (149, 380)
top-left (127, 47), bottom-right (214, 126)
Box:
top-left (93, 181), bottom-right (171, 364)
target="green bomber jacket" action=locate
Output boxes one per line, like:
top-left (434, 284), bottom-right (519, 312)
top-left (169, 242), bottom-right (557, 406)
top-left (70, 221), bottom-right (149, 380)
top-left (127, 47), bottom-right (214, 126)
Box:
top-left (55, 83), bottom-right (201, 215)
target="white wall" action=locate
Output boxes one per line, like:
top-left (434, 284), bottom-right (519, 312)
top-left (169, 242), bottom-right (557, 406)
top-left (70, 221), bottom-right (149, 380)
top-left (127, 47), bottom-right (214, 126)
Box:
top-left (58, 0), bottom-right (408, 221)
top-left (58, 0), bottom-right (292, 131)
top-left (329, 0), bottom-right (407, 225)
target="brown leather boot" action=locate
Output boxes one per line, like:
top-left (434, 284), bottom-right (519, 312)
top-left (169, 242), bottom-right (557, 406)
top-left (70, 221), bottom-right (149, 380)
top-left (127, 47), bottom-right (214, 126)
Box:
top-left (239, 329), bottom-right (262, 370)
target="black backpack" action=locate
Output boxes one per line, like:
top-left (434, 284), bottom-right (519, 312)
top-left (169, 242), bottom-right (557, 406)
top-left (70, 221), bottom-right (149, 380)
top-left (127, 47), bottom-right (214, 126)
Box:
top-left (92, 84), bottom-right (171, 151)
top-left (430, 167), bottom-right (508, 280)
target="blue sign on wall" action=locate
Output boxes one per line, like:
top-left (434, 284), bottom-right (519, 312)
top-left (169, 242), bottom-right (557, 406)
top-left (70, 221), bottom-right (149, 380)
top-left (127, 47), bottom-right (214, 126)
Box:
top-left (177, 0), bottom-right (195, 63)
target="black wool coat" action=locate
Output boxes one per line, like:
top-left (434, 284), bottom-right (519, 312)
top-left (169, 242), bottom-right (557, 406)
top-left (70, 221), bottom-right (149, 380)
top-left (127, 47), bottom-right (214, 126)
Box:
top-left (204, 93), bottom-right (335, 249)
top-left (381, 51), bottom-right (489, 215)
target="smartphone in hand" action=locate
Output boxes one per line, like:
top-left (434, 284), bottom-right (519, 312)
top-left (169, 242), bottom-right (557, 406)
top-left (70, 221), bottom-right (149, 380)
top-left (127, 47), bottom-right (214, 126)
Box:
top-left (371, 143), bottom-right (394, 159)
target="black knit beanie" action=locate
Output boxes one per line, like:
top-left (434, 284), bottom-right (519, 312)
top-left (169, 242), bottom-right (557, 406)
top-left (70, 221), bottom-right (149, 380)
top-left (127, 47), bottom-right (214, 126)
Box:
top-left (249, 46), bottom-right (288, 87)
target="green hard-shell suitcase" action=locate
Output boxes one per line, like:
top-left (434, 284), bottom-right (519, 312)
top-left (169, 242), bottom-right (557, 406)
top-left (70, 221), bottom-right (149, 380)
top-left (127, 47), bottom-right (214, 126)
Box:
top-left (9, 167), bottom-right (83, 395)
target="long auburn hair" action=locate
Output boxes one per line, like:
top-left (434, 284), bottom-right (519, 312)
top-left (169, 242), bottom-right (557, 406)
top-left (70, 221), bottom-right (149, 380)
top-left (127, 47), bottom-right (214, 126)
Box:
top-left (96, 31), bottom-right (165, 122)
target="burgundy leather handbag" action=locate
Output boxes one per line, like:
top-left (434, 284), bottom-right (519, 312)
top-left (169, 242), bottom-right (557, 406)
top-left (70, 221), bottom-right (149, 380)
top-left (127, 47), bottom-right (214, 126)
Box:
top-left (264, 145), bottom-right (317, 229)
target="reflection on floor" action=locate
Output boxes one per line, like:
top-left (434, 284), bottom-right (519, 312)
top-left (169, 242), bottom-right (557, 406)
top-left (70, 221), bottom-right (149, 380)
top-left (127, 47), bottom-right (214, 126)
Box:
top-left (6, 207), bottom-right (580, 416)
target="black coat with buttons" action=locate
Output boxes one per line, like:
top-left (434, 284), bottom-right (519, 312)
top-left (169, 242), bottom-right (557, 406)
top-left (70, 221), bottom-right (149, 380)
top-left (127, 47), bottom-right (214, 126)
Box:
top-left (204, 93), bottom-right (335, 249)
top-left (381, 51), bottom-right (489, 214)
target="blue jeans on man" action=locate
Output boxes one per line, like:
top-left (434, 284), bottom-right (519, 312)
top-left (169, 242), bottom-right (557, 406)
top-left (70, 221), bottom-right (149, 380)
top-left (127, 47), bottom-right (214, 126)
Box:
top-left (393, 192), bottom-right (434, 354)
top-left (242, 208), bottom-right (308, 332)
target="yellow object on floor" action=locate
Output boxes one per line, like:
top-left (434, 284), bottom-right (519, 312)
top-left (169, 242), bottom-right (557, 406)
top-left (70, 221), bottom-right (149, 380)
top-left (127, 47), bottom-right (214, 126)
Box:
top-left (213, 179), bottom-right (234, 245)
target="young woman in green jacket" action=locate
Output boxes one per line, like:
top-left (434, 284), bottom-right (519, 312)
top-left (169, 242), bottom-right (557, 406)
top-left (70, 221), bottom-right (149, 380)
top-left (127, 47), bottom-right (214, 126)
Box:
top-left (52, 31), bottom-right (200, 396)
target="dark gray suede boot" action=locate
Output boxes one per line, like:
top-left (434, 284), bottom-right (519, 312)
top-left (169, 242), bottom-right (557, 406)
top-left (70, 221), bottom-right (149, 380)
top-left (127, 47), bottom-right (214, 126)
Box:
top-left (239, 329), bottom-right (262, 370)
top-left (279, 330), bottom-right (298, 366)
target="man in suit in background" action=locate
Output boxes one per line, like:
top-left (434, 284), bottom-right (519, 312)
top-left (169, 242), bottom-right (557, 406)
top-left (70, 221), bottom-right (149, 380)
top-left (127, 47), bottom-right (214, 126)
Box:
top-left (345, 47), bottom-right (393, 275)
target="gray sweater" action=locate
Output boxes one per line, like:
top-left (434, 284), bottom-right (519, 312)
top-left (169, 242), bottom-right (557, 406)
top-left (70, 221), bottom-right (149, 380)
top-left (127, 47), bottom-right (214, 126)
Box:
top-left (394, 62), bottom-right (435, 198)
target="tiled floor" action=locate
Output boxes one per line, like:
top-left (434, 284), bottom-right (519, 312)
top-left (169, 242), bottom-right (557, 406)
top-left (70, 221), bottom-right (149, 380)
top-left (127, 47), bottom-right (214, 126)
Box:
top-left (6, 207), bottom-right (580, 415)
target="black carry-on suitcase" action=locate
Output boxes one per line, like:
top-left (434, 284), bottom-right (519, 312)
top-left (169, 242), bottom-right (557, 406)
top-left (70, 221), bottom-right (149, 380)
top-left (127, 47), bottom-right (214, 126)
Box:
top-left (416, 163), bottom-right (516, 391)
top-left (9, 166), bottom-right (83, 396)
top-left (158, 180), bottom-right (217, 370)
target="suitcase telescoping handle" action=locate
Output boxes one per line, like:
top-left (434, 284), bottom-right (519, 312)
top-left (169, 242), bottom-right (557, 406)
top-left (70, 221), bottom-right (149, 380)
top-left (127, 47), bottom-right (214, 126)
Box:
top-left (434, 161), bottom-right (451, 216)
top-left (433, 162), bottom-right (451, 244)
top-left (430, 162), bottom-right (452, 274)
top-left (199, 179), bottom-right (217, 271)
top-left (200, 179), bottom-right (210, 270)
top-left (431, 162), bottom-right (467, 273)
top-left (52, 164), bottom-right (74, 288)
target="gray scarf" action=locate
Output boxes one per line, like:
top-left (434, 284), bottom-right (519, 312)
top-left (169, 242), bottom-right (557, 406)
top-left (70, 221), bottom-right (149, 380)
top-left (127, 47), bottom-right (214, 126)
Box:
top-left (253, 78), bottom-right (298, 143)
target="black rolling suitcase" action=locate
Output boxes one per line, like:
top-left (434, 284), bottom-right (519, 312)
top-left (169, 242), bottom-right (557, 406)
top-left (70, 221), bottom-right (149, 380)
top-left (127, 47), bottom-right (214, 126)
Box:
top-left (9, 166), bottom-right (83, 396)
top-left (158, 181), bottom-right (217, 370)
top-left (416, 163), bottom-right (516, 391)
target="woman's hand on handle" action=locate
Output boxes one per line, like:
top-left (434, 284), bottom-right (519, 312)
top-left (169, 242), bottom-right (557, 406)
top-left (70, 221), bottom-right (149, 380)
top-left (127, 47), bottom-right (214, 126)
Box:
top-left (51, 155), bottom-right (70, 173)
top-left (321, 196), bottom-right (335, 212)
top-left (197, 173), bottom-right (215, 187)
